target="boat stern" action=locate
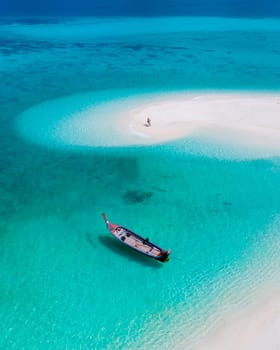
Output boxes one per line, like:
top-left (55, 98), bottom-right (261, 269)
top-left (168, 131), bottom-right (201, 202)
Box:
top-left (157, 249), bottom-right (171, 262)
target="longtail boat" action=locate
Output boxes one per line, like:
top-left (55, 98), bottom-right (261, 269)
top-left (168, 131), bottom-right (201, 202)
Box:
top-left (102, 213), bottom-right (171, 262)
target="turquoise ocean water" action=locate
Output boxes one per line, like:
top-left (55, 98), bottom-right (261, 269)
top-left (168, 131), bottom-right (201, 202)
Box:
top-left (1, 17), bottom-right (280, 349)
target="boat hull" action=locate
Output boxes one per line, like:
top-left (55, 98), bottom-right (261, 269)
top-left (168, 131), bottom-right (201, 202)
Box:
top-left (102, 213), bottom-right (170, 262)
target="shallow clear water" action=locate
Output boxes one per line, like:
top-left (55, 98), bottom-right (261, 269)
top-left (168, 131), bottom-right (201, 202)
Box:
top-left (1, 17), bottom-right (280, 349)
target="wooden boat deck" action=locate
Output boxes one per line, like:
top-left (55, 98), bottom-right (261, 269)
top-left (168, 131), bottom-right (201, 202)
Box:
top-left (112, 226), bottom-right (162, 257)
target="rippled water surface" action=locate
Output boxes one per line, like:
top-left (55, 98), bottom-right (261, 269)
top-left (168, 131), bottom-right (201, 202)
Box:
top-left (1, 17), bottom-right (280, 349)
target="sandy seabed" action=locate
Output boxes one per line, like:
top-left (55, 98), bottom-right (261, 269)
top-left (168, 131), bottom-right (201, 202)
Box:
top-left (192, 288), bottom-right (280, 350)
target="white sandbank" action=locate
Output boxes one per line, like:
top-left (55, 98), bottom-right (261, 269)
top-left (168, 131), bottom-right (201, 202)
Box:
top-left (192, 288), bottom-right (280, 350)
top-left (123, 93), bottom-right (280, 152)
top-left (17, 92), bottom-right (280, 158)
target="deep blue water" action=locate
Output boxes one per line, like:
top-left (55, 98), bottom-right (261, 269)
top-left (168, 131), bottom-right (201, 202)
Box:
top-left (1, 0), bottom-right (280, 17)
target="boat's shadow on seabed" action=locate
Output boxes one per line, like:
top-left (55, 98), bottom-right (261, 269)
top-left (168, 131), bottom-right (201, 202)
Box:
top-left (98, 236), bottom-right (163, 269)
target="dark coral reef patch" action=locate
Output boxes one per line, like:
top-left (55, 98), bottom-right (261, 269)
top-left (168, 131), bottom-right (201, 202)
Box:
top-left (122, 190), bottom-right (152, 204)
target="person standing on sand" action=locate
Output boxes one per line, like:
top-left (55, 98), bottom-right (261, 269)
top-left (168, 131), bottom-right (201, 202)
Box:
top-left (147, 117), bottom-right (151, 127)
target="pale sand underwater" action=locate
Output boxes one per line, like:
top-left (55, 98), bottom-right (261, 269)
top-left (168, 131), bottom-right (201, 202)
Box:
top-left (174, 218), bottom-right (280, 350)
top-left (195, 289), bottom-right (280, 350)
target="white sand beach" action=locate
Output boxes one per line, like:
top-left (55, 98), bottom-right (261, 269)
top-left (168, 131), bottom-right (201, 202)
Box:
top-left (123, 93), bottom-right (280, 152)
